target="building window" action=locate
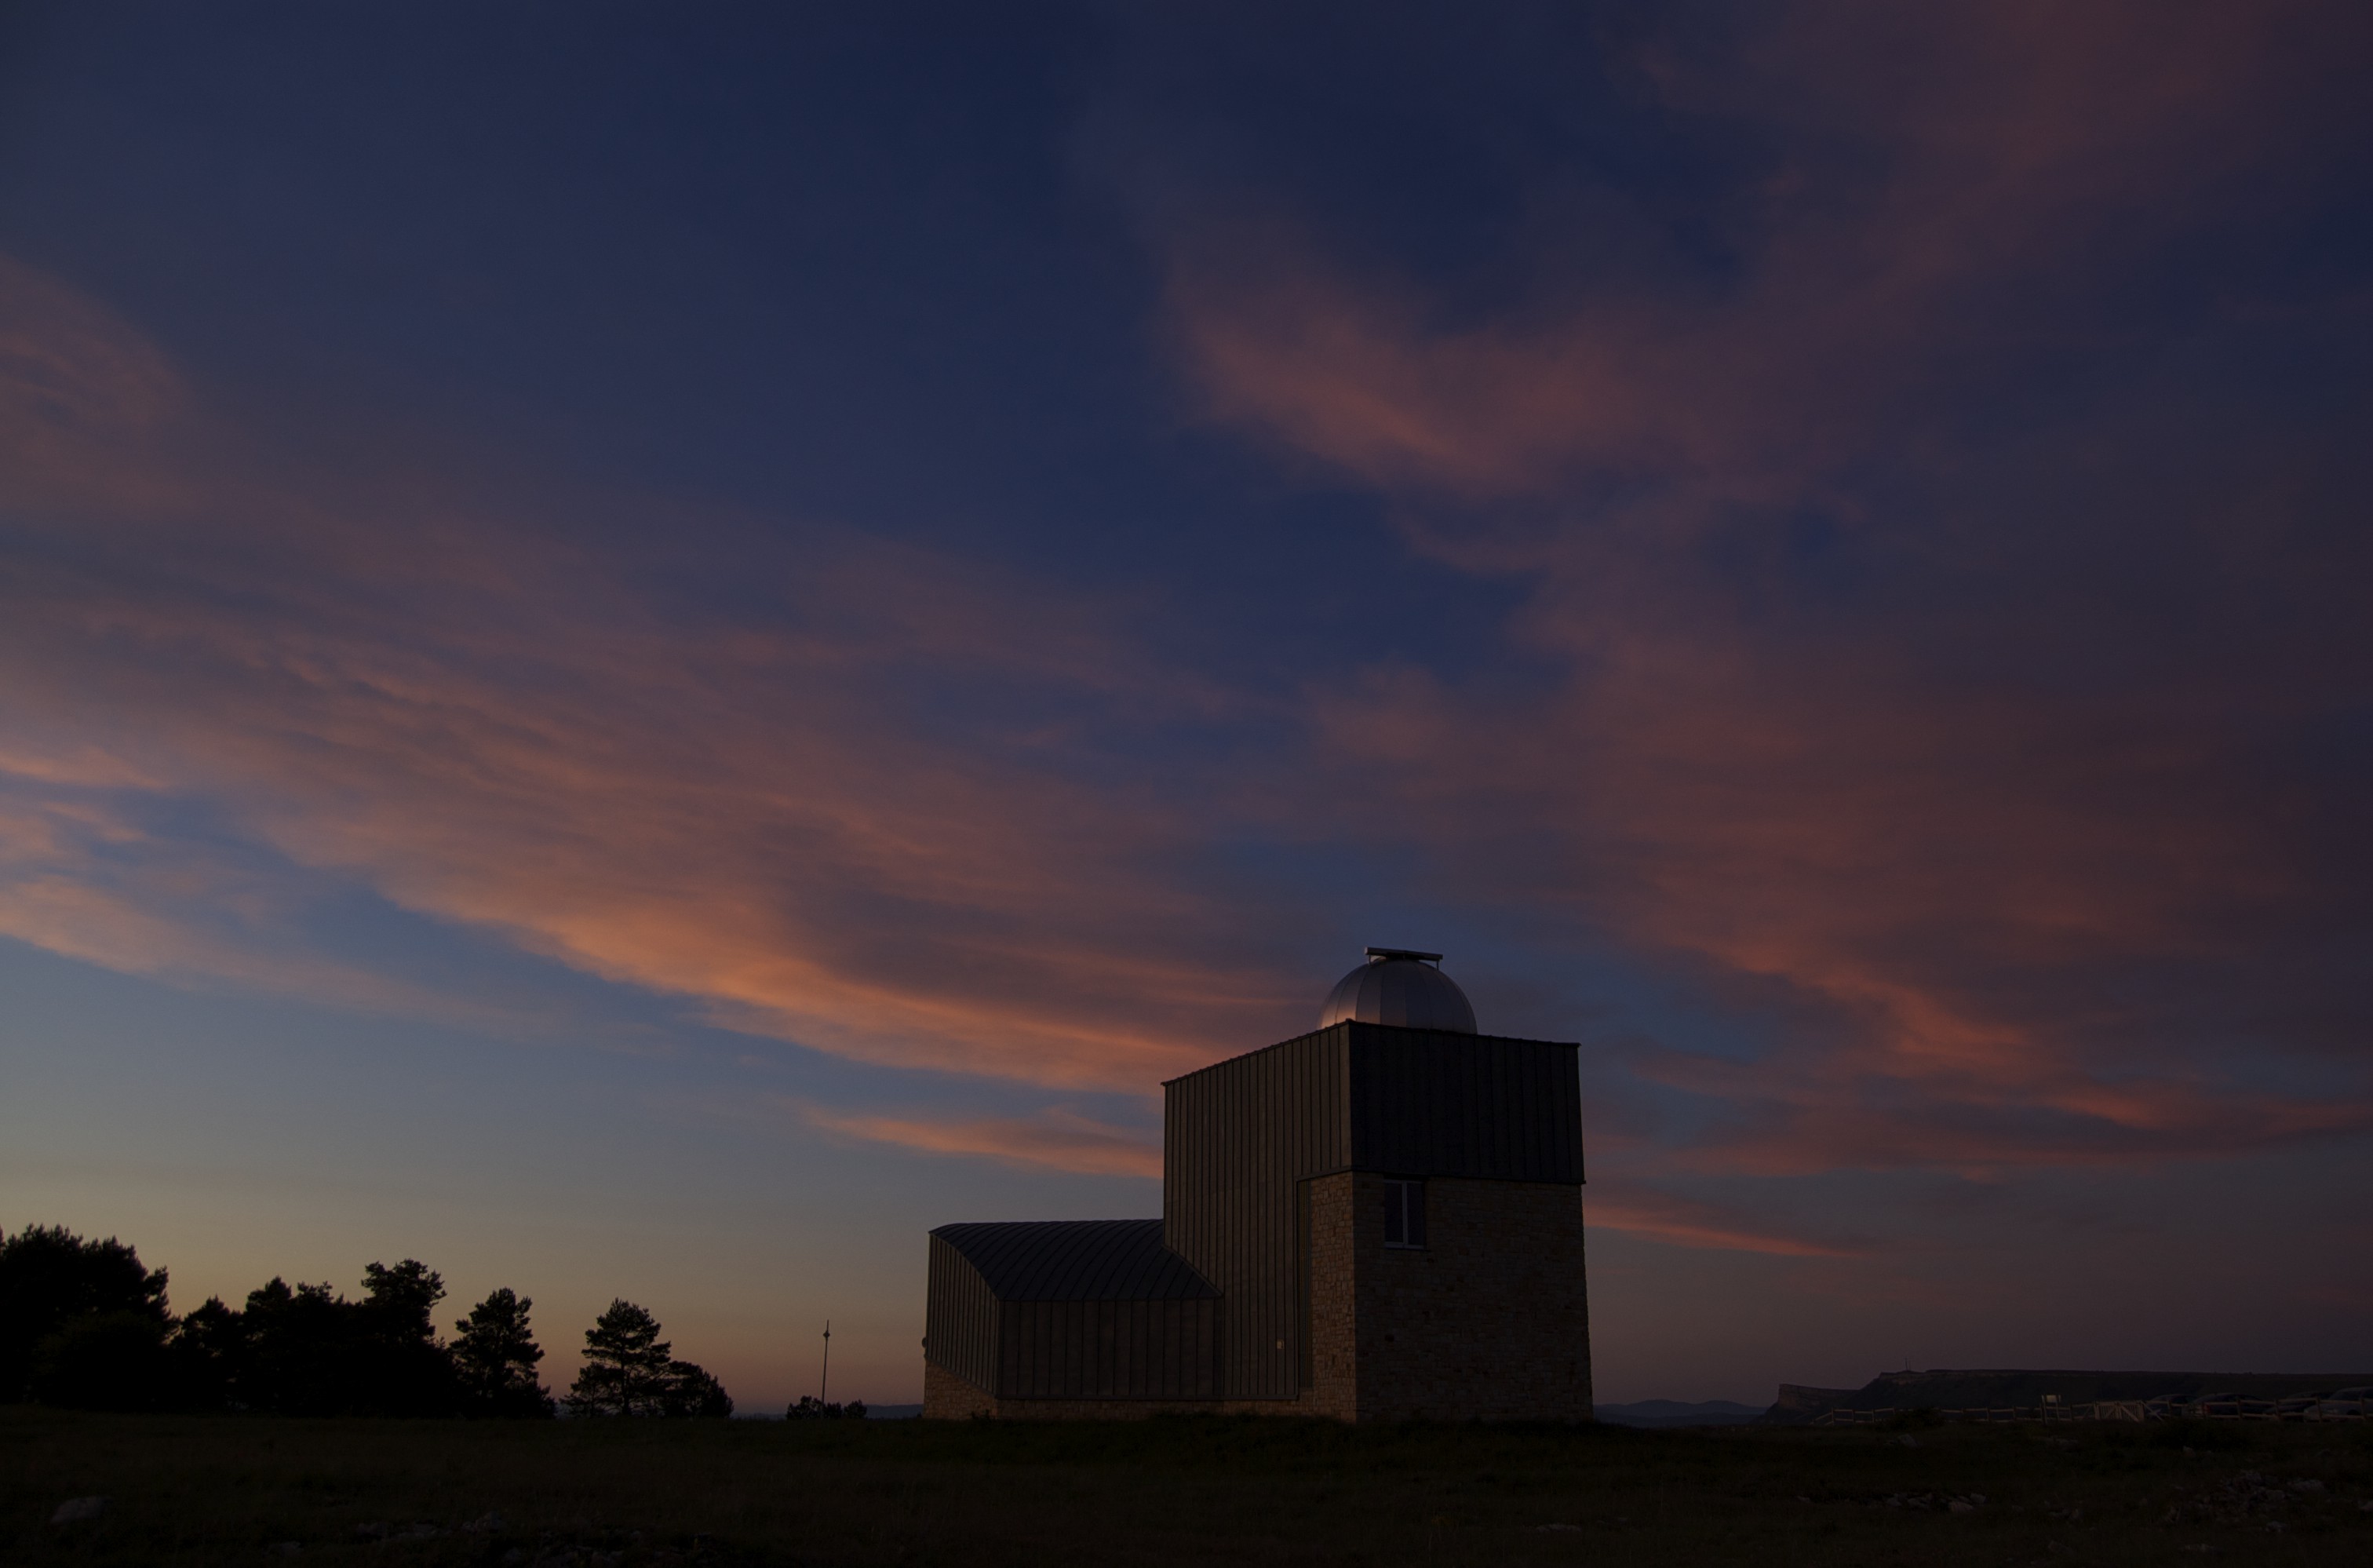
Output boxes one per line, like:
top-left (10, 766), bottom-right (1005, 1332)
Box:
top-left (1383, 1178), bottom-right (1427, 1249)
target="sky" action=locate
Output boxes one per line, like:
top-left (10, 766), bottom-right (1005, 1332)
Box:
top-left (2, 2), bottom-right (2370, 1411)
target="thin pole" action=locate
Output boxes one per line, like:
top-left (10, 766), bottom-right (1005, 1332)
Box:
top-left (820, 1320), bottom-right (831, 1406)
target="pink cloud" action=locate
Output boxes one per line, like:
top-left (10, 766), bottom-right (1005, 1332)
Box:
top-left (1586, 1186), bottom-right (1864, 1259)
top-left (1299, 606), bottom-right (2371, 1171)
top-left (1165, 6), bottom-right (2360, 510)
top-left (797, 1103), bottom-right (1162, 1180)
top-left (1163, 5), bottom-right (2373, 1175)
top-left (0, 254), bottom-right (1308, 1094)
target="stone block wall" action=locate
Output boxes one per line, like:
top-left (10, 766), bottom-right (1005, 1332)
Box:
top-left (1300, 1171), bottom-right (1357, 1420)
top-left (1347, 1173), bottom-right (1592, 1422)
top-left (924, 1358), bottom-right (1325, 1419)
top-left (923, 1359), bottom-right (998, 1419)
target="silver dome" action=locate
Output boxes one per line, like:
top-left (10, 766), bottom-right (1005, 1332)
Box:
top-left (1320, 947), bottom-right (1478, 1034)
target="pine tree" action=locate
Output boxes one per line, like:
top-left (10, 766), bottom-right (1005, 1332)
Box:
top-left (567, 1299), bottom-right (674, 1417)
top-left (354, 1259), bottom-right (461, 1416)
top-left (660, 1359), bottom-right (734, 1418)
top-left (359, 1260), bottom-right (443, 1341)
top-left (453, 1288), bottom-right (554, 1417)
top-left (565, 1300), bottom-right (731, 1417)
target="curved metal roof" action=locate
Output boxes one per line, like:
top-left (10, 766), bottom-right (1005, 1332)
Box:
top-left (1319, 947), bottom-right (1478, 1034)
top-left (929, 1218), bottom-right (1219, 1302)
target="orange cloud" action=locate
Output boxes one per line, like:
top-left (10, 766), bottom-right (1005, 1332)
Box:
top-left (0, 254), bottom-right (1310, 1094)
top-left (1586, 1187), bottom-right (1864, 1259)
top-left (797, 1103), bottom-right (1162, 1180)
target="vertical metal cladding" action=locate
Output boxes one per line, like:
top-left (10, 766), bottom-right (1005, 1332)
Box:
top-left (1162, 1021), bottom-right (1582, 1401)
top-left (924, 1231), bottom-right (1001, 1395)
top-left (927, 1219), bottom-right (1221, 1400)
top-left (1346, 1026), bottom-right (1584, 1183)
top-left (995, 1298), bottom-right (1220, 1398)
top-left (1162, 1025), bottom-right (1351, 1398)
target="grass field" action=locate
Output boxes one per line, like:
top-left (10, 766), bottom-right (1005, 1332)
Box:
top-left (7, 1406), bottom-right (2371, 1566)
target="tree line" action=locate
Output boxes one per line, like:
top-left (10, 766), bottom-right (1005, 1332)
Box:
top-left (0, 1224), bottom-right (730, 1418)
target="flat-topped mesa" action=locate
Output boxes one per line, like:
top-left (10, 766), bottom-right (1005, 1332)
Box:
top-left (1761, 1369), bottom-right (2373, 1425)
top-left (922, 949), bottom-right (1592, 1422)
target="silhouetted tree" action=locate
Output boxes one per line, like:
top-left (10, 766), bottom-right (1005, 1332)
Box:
top-left (29, 1311), bottom-right (175, 1410)
top-left (662, 1360), bottom-right (733, 1418)
top-left (567, 1299), bottom-right (671, 1416)
top-left (237, 1277), bottom-right (359, 1413)
top-left (0, 1224), bottom-right (172, 1404)
top-left (454, 1287), bottom-right (554, 1417)
top-left (166, 1296), bottom-right (246, 1409)
top-left (221, 1262), bottom-right (461, 1416)
top-left (786, 1395), bottom-right (866, 1420)
top-left (352, 1259), bottom-right (461, 1416)
top-left (4, 1227), bottom-right (694, 1421)
top-left (566, 1300), bottom-right (730, 1417)
top-left (360, 1260), bottom-right (443, 1338)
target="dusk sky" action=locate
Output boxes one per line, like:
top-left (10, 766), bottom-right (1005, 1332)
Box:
top-left (4, 2), bottom-right (2371, 1411)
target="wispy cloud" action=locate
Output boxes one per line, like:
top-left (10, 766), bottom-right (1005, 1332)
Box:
top-left (796, 1102), bottom-right (1162, 1180)
top-left (0, 256), bottom-right (1307, 1093)
top-left (1158, 3), bottom-right (2373, 1176)
top-left (1586, 1185), bottom-right (1865, 1259)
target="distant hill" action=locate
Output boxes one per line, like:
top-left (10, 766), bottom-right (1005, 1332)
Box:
top-left (1594, 1399), bottom-right (1765, 1428)
top-left (1762, 1369), bottom-right (2373, 1424)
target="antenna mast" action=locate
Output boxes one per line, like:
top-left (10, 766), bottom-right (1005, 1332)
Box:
top-left (819, 1320), bottom-right (831, 1406)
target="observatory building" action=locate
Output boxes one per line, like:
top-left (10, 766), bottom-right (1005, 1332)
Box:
top-left (921, 949), bottom-right (1592, 1422)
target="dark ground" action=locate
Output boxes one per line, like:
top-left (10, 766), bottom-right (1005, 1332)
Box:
top-left (6, 1406), bottom-right (2371, 1566)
